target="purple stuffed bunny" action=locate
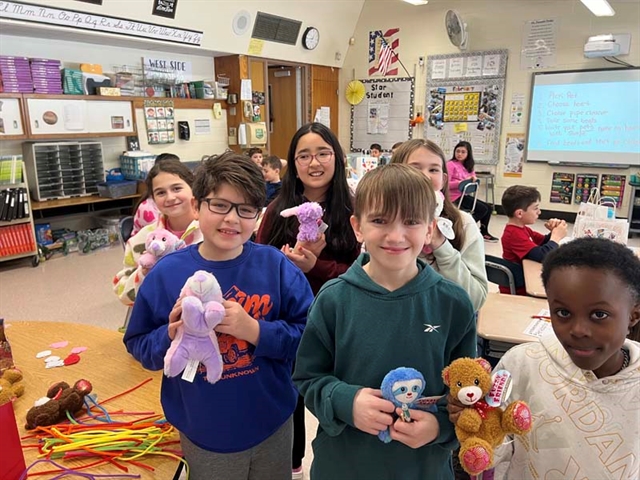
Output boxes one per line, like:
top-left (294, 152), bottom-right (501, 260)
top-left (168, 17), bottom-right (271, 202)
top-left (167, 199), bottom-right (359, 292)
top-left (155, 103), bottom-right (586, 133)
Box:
top-left (164, 270), bottom-right (225, 384)
top-left (280, 202), bottom-right (324, 243)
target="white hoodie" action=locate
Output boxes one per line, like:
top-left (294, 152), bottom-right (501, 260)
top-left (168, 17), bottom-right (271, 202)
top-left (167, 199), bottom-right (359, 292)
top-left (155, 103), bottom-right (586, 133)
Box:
top-left (493, 334), bottom-right (640, 480)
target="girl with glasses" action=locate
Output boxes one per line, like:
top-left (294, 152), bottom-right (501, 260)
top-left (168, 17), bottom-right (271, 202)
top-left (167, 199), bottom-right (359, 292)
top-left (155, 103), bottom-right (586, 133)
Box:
top-left (256, 122), bottom-right (360, 479)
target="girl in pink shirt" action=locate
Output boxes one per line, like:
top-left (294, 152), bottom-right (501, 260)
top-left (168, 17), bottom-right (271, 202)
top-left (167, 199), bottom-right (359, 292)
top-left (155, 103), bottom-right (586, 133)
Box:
top-left (447, 141), bottom-right (497, 242)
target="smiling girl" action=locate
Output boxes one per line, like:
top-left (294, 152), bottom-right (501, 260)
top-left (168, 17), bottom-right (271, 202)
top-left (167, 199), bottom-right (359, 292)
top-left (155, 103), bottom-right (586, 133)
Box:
top-left (392, 139), bottom-right (487, 311)
top-left (113, 160), bottom-right (202, 305)
top-left (256, 122), bottom-right (360, 478)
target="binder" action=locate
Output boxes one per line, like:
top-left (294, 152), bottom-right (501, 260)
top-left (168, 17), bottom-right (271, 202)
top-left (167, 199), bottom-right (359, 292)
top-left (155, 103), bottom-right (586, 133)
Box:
top-left (0, 190), bottom-right (7, 221)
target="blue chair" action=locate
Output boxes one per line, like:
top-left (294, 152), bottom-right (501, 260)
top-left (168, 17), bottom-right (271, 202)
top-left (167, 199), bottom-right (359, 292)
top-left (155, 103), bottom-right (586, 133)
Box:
top-left (457, 179), bottom-right (479, 215)
top-left (485, 255), bottom-right (525, 295)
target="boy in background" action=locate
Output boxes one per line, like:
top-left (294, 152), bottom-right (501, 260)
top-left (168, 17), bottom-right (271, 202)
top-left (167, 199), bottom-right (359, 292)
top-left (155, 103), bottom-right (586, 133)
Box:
top-left (261, 155), bottom-right (282, 207)
top-left (293, 163), bottom-right (476, 479)
top-left (124, 152), bottom-right (314, 480)
top-left (247, 147), bottom-right (263, 165)
top-left (500, 185), bottom-right (567, 294)
top-left (369, 143), bottom-right (382, 159)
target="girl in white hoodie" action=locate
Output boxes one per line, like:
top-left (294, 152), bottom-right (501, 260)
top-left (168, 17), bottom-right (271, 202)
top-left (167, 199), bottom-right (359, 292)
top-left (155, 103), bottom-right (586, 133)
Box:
top-left (482, 238), bottom-right (640, 479)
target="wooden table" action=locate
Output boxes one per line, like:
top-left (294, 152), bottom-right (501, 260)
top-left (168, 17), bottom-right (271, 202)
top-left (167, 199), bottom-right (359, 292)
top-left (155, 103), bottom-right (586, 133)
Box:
top-left (478, 293), bottom-right (549, 344)
top-left (522, 259), bottom-right (546, 298)
top-left (6, 321), bottom-right (178, 478)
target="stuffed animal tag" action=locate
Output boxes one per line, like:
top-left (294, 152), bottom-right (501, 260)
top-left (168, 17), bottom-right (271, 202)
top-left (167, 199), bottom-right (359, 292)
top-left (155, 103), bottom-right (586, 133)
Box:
top-left (485, 370), bottom-right (512, 407)
top-left (400, 403), bottom-right (411, 422)
top-left (181, 358), bottom-right (200, 383)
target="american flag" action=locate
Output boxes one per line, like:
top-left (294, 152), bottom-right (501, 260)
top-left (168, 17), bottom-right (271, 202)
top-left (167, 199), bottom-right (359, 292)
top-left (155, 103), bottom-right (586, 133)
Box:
top-left (369, 28), bottom-right (400, 77)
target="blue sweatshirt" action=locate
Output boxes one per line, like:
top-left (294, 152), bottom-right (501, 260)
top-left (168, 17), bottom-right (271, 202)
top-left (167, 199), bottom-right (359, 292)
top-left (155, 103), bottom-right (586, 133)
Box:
top-left (293, 254), bottom-right (477, 479)
top-left (123, 243), bottom-right (314, 453)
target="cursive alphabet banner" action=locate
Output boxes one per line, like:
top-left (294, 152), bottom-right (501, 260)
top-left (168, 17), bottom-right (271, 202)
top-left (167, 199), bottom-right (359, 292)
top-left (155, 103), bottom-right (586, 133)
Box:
top-left (0, 0), bottom-right (202, 45)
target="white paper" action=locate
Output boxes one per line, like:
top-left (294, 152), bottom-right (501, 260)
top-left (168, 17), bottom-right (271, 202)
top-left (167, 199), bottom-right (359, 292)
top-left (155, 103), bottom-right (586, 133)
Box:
top-left (523, 309), bottom-right (552, 338)
top-left (482, 54), bottom-right (501, 76)
top-left (465, 56), bottom-right (482, 77)
top-left (432, 59), bottom-right (447, 79)
top-left (448, 58), bottom-right (464, 78)
top-left (367, 103), bottom-right (389, 135)
top-left (240, 79), bottom-right (252, 101)
top-left (238, 123), bottom-right (247, 145)
top-left (510, 92), bottom-right (526, 125)
top-left (314, 106), bottom-right (331, 128)
top-left (521, 18), bottom-right (557, 70)
top-left (63, 103), bottom-right (85, 130)
top-left (194, 119), bottom-right (211, 135)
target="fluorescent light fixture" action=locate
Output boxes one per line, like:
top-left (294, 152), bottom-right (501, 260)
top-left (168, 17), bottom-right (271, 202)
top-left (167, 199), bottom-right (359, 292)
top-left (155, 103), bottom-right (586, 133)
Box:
top-left (579, 0), bottom-right (615, 16)
top-left (402, 0), bottom-right (429, 5)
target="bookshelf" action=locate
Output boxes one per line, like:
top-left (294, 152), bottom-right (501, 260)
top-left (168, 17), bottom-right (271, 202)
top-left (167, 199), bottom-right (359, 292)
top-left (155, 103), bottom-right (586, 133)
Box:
top-left (0, 160), bottom-right (39, 266)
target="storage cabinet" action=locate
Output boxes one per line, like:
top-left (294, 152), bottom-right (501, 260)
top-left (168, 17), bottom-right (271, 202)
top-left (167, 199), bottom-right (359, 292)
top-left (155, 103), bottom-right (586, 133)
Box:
top-left (0, 160), bottom-right (38, 266)
top-left (23, 142), bottom-right (105, 201)
top-left (25, 97), bottom-right (135, 137)
top-left (628, 185), bottom-right (640, 237)
top-left (0, 97), bottom-right (26, 138)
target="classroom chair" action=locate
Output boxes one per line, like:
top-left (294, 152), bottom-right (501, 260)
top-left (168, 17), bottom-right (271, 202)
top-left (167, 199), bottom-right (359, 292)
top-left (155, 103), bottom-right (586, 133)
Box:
top-left (485, 255), bottom-right (525, 295)
top-left (457, 179), bottom-right (479, 215)
top-left (118, 216), bottom-right (134, 333)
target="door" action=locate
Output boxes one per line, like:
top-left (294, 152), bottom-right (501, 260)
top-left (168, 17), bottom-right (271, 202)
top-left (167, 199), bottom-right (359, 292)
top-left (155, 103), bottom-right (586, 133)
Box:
top-left (86, 101), bottom-right (135, 134)
top-left (26, 99), bottom-right (89, 135)
top-left (268, 66), bottom-right (299, 159)
top-left (310, 65), bottom-right (339, 136)
top-left (0, 98), bottom-right (25, 136)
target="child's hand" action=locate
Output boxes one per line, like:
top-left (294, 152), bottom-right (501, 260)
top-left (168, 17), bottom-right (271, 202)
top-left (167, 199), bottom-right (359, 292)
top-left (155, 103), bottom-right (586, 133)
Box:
top-left (168, 298), bottom-right (183, 340)
top-left (544, 218), bottom-right (562, 230)
top-left (352, 388), bottom-right (395, 436)
top-left (217, 300), bottom-right (260, 345)
top-left (390, 408), bottom-right (440, 449)
top-left (446, 393), bottom-right (465, 425)
top-left (281, 244), bottom-right (318, 273)
top-left (296, 234), bottom-right (326, 258)
top-left (550, 220), bottom-right (568, 243)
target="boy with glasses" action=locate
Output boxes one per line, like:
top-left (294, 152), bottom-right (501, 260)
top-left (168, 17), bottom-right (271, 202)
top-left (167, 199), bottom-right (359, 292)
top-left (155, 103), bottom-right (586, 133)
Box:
top-left (124, 152), bottom-right (314, 480)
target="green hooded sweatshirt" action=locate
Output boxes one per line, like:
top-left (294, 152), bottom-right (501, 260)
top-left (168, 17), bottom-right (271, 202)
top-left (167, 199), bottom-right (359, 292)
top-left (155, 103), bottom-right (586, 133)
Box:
top-left (294, 253), bottom-right (476, 480)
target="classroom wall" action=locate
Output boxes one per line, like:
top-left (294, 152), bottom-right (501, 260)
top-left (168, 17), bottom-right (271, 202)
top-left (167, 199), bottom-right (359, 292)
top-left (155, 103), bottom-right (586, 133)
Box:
top-left (0, 34), bottom-right (228, 168)
top-left (340, 0), bottom-right (640, 215)
top-left (1, 0), bottom-right (365, 68)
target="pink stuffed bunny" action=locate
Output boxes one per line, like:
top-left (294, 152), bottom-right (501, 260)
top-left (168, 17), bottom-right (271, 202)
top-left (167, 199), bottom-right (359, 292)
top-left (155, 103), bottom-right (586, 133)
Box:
top-left (138, 228), bottom-right (184, 270)
top-left (164, 270), bottom-right (225, 384)
top-left (280, 202), bottom-right (324, 243)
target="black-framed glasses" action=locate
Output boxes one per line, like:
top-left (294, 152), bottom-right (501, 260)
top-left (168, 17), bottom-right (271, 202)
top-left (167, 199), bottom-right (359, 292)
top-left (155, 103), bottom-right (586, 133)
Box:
top-left (294, 150), bottom-right (334, 166)
top-left (201, 198), bottom-right (261, 219)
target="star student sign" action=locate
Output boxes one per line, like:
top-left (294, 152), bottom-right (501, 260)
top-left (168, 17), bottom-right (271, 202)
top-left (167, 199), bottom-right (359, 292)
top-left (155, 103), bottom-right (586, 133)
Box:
top-left (366, 83), bottom-right (395, 100)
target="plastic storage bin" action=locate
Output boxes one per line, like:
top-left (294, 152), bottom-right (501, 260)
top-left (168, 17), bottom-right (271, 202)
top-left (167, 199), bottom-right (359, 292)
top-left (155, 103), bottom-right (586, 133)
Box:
top-left (119, 152), bottom-right (156, 180)
top-left (97, 180), bottom-right (137, 198)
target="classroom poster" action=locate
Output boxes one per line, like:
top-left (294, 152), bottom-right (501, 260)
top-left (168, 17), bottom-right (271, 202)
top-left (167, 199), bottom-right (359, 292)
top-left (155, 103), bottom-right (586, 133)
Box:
top-left (600, 174), bottom-right (626, 208)
top-left (574, 173), bottom-right (599, 205)
top-left (549, 172), bottom-right (575, 204)
top-left (503, 134), bottom-right (525, 177)
top-left (144, 100), bottom-right (175, 145)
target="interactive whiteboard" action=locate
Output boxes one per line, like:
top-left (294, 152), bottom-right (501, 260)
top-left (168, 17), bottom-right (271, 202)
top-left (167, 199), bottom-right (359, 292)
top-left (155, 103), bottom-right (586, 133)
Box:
top-left (526, 68), bottom-right (640, 166)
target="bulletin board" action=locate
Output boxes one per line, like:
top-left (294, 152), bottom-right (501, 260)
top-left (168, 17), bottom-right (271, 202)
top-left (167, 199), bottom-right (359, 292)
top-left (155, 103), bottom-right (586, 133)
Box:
top-left (350, 77), bottom-right (415, 153)
top-left (425, 50), bottom-right (508, 165)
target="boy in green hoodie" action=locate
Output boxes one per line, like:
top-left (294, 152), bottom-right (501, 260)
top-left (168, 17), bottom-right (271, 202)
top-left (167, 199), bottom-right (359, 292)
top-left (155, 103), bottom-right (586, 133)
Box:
top-left (293, 163), bottom-right (477, 479)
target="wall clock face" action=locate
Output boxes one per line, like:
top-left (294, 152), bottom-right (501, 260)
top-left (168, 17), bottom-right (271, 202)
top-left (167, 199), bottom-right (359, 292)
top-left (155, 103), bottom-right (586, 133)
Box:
top-left (302, 27), bottom-right (320, 50)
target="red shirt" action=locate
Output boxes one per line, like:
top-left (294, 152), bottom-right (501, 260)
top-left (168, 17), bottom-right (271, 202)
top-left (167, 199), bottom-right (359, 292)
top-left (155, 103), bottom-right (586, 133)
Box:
top-left (500, 224), bottom-right (545, 295)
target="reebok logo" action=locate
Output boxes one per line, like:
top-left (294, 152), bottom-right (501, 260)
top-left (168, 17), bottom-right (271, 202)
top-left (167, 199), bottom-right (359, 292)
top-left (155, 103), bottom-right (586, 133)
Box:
top-left (423, 324), bottom-right (440, 333)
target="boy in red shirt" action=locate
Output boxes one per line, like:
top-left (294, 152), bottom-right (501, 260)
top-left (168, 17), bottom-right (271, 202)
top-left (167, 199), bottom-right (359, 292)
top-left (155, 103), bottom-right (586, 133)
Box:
top-left (500, 185), bottom-right (567, 294)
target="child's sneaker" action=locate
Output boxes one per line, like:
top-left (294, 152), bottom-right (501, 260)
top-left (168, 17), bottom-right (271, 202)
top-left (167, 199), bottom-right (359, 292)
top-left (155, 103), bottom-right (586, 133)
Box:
top-left (483, 233), bottom-right (499, 243)
top-left (292, 466), bottom-right (304, 479)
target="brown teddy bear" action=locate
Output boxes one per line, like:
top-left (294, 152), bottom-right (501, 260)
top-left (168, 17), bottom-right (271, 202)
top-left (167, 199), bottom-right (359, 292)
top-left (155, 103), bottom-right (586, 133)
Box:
top-left (442, 357), bottom-right (532, 476)
top-left (0, 368), bottom-right (25, 406)
top-left (25, 379), bottom-right (92, 430)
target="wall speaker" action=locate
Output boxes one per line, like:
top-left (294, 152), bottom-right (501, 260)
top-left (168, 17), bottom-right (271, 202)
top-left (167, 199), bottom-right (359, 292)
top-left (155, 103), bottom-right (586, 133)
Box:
top-left (232, 10), bottom-right (252, 36)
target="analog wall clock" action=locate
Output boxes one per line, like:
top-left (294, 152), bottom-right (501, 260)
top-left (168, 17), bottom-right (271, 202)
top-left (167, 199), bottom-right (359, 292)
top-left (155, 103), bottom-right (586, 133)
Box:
top-left (302, 27), bottom-right (320, 50)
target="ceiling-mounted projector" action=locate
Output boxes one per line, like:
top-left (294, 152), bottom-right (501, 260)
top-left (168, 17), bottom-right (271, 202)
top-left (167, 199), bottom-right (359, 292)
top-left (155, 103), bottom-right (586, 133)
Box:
top-left (584, 34), bottom-right (631, 58)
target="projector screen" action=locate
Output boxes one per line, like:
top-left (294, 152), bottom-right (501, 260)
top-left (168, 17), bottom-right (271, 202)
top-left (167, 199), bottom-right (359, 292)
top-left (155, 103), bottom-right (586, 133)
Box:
top-left (526, 68), bottom-right (640, 166)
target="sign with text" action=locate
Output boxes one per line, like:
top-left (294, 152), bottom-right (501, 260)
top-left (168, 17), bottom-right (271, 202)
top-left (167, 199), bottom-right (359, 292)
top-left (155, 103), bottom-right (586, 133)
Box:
top-left (152, 0), bottom-right (177, 19)
top-left (143, 56), bottom-right (192, 84)
top-left (0, 1), bottom-right (202, 45)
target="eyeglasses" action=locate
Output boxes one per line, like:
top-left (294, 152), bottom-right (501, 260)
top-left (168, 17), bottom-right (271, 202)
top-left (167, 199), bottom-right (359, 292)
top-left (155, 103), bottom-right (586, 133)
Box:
top-left (201, 198), bottom-right (261, 219)
top-left (294, 150), bottom-right (334, 166)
